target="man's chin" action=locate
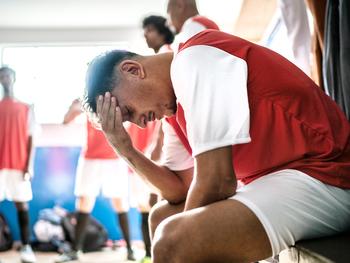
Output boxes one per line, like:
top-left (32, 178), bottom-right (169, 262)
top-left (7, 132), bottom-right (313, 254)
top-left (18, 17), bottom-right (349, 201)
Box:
top-left (164, 110), bottom-right (176, 118)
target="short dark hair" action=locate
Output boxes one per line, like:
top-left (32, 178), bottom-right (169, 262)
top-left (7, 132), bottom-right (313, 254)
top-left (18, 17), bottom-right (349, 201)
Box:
top-left (83, 50), bottom-right (137, 114)
top-left (0, 66), bottom-right (16, 80)
top-left (142, 15), bottom-right (174, 44)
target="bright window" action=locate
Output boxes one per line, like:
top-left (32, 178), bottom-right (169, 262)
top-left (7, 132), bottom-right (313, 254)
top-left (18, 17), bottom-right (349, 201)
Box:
top-left (2, 44), bottom-right (127, 123)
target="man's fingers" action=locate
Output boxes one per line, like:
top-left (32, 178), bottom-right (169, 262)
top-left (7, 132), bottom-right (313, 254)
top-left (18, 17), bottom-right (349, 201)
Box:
top-left (101, 92), bottom-right (111, 128)
top-left (115, 106), bottom-right (123, 128)
top-left (96, 95), bottom-right (103, 118)
top-left (107, 96), bottom-right (116, 130)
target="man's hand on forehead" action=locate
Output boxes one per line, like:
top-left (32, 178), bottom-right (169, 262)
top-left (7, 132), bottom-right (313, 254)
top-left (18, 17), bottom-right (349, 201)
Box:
top-left (96, 92), bottom-right (133, 155)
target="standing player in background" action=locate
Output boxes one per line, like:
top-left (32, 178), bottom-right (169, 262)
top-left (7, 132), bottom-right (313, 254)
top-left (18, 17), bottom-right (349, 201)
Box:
top-left (139, 14), bottom-right (174, 263)
top-left (55, 99), bottom-right (135, 262)
top-left (143, 15), bottom-right (174, 54)
top-left (0, 66), bottom-right (37, 263)
top-left (166, 0), bottom-right (219, 50)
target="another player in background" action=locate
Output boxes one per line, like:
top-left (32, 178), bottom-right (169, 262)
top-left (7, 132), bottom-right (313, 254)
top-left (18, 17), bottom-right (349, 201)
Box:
top-left (56, 99), bottom-right (135, 262)
top-left (0, 66), bottom-right (37, 263)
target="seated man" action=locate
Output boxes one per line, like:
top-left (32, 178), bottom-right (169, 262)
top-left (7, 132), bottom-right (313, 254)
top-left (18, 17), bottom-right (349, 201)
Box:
top-left (82, 30), bottom-right (350, 263)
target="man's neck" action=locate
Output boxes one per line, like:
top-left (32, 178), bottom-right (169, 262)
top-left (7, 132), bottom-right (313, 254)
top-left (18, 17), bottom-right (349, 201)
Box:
top-left (4, 90), bottom-right (14, 98)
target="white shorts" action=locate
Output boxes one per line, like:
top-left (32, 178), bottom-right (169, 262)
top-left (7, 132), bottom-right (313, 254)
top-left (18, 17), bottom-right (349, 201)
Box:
top-left (74, 158), bottom-right (129, 199)
top-left (129, 171), bottom-right (155, 208)
top-left (0, 169), bottom-right (33, 202)
top-left (230, 169), bottom-right (350, 256)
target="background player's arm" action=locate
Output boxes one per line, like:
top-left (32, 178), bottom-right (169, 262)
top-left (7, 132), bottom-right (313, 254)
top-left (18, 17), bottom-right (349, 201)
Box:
top-left (184, 146), bottom-right (237, 211)
top-left (63, 98), bottom-right (83, 124)
top-left (24, 105), bottom-right (37, 179)
top-left (23, 135), bottom-right (34, 180)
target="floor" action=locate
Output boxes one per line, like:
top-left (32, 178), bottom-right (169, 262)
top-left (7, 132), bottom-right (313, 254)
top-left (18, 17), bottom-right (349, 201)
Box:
top-left (0, 247), bottom-right (145, 263)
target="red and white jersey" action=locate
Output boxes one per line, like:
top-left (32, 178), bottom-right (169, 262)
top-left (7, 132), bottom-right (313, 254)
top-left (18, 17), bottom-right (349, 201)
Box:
top-left (172, 15), bottom-right (219, 52)
top-left (0, 98), bottom-right (35, 171)
top-left (164, 30), bottom-right (350, 188)
top-left (84, 120), bottom-right (117, 159)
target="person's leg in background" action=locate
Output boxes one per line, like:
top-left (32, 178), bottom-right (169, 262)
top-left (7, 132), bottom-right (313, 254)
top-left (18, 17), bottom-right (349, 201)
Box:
top-left (55, 196), bottom-right (96, 263)
top-left (138, 193), bottom-right (159, 263)
top-left (103, 159), bottom-right (135, 261)
top-left (74, 196), bottom-right (96, 252)
top-left (55, 158), bottom-right (100, 263)
top-left (110, 198), bottom-right (135, 261)
top-left (4, 170), bottom-right (36, 263)
top-left (15, 201), bottom-right (36, 263)
top-left (129, 167), bottom-right (160, 262)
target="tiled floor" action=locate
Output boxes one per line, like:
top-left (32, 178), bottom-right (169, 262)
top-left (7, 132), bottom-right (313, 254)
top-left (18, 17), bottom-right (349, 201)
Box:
top-left (0, 247), bottom-right (145, 263)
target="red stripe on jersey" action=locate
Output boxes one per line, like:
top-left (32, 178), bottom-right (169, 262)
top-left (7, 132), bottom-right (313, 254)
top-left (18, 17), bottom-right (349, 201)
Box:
top-left (165, 104), bottom-right (192, 155)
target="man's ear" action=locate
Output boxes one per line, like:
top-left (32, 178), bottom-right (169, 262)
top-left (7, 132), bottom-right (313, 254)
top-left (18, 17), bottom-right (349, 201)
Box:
top-left (119, 60), bottom-right (145, 79)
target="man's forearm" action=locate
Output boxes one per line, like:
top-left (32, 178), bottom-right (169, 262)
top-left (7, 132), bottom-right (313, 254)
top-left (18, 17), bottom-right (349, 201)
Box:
top-left (25, 136), bottom-right (34, 176)
top-left (119, 146), bottom-right (188, 204)
top-left (184, 177), bottom-right (236, 211)
top-left (185, 146), bottom-right (237, 211)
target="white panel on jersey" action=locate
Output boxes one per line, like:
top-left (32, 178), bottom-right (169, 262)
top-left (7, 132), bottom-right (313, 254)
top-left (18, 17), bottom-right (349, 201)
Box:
top-left (161, 119), bottom-right (194, 171)
top-left (171, 45), bottom-right (251, 156)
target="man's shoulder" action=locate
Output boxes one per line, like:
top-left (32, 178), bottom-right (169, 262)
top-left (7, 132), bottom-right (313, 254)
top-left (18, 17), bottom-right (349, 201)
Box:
top-left (2, 98), bottom-right (30, 110)
top-left (178, 30), bottom-right (247, 54)
top-left (191, 15), bottom-right (219, 30)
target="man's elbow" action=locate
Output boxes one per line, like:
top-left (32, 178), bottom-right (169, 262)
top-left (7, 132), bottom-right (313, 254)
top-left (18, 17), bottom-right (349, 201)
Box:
top-left (162, 188), bottom-right (188, 205)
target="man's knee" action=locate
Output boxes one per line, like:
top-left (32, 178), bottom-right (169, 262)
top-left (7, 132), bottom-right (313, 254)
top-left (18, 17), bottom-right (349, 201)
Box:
top-left (152, 217), bottom-right (187, 263)
top-left (149, 200), bottom-right (185, 238)
top-left (149, 200), bottom-right (169, 236)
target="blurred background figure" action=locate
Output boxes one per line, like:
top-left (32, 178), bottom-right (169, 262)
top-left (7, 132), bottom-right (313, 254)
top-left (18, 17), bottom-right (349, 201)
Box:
top-left (142, 15), bottom-right (174, 54)
top-left (0, 66), bottom-right (37, 263)
top-left (166, 0), bottom-right (219, 49)
top-left (55, 99), bottom-right (135, 262)
top-left (278, 0), bottom-right (311, 75)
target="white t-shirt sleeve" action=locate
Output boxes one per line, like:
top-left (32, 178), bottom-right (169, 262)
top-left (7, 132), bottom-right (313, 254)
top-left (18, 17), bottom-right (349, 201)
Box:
top-left (160, 119), bottom-right (194, 171)
top-left (171, 45), bottom-right (251, 156)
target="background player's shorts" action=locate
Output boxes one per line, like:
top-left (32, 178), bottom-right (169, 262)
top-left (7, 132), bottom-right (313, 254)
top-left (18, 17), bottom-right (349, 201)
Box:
top-left (230, 169), bottom-right (350, 256)
top-left (129, 171), bottom-right (156, 208)
top-left (74, 158), bottom-right (129, 199)
top-left (0, 169), bottom-right (33, 202)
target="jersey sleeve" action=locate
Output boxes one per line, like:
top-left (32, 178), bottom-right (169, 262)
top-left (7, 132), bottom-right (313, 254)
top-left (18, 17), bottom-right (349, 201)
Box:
top-left (171, 45), bottom-right (251, 156)
top-left (160, 119), bottom-right (194, 171)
